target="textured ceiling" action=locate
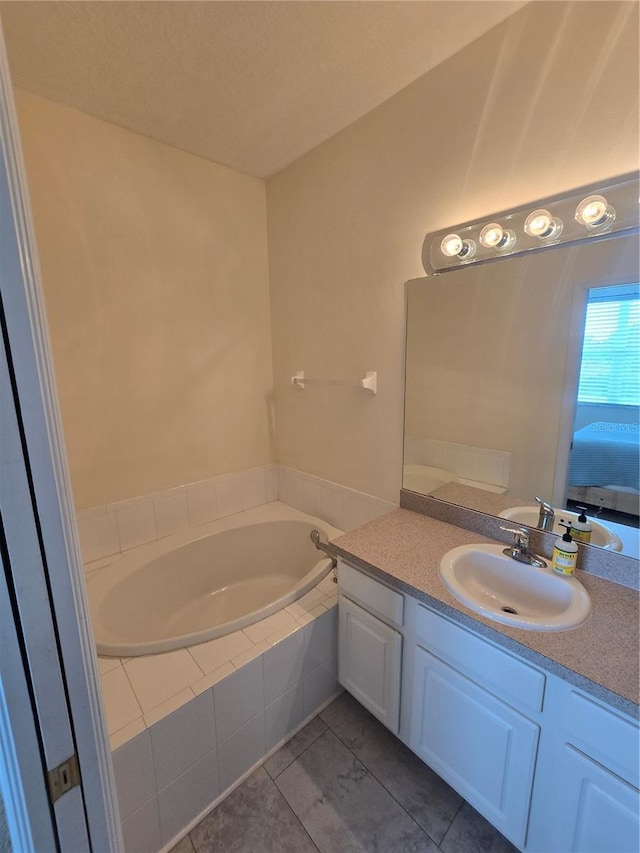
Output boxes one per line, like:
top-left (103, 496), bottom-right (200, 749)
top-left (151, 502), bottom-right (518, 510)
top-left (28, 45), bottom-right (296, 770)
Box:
top-left (0, 1), bottom-right (526, 177)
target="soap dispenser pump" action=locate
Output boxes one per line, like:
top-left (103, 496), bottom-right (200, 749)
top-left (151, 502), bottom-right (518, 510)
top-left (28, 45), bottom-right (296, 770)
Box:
top-left (551, 523), bottom-right (578, 577)
top-left (570, 506), bottom-right (593, 544)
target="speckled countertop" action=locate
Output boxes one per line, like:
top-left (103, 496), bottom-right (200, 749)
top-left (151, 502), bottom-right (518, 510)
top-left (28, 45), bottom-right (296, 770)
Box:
top-left (331, 508), bottom-right (639, 719)
top-left (429, 482), bottom-right (524, 515)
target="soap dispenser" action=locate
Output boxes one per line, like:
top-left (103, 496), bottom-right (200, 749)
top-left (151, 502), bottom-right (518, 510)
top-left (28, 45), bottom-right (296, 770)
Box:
top-left (551, 523), bottom-right (578, 577)
top-left (570, 506), bottom-right (593, 544)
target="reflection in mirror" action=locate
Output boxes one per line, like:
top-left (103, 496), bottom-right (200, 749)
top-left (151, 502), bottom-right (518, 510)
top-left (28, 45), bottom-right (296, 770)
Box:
top-left (403, 180), bottom-right (639, 562)
top-left (566, 284), bottom-right (639, 527)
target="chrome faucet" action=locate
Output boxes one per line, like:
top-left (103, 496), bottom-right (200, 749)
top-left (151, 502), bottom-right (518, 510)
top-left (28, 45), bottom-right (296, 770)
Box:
top-left (500, 526), bottom-right (547, 568)
top-left (310, 529), bottom-right (337, 569)
top-left (535, 496), bottom-right (555, 532)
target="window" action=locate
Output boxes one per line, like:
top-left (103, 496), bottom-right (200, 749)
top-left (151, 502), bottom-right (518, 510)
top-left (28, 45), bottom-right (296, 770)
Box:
top-left (577, 284), bottom-right (640, 406)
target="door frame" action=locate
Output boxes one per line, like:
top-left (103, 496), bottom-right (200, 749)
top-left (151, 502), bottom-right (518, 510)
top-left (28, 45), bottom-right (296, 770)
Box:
top-left (0, 21), bottom-right (121, 852)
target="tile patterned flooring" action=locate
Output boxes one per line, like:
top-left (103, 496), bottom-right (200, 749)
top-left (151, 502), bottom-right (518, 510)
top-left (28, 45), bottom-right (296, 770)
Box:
top-left (169, 692), bottom-right (517, 853)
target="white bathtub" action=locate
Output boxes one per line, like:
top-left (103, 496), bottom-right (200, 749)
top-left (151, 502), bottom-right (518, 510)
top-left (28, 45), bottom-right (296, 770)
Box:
top-left (88, 503), bottom-right (341, 657)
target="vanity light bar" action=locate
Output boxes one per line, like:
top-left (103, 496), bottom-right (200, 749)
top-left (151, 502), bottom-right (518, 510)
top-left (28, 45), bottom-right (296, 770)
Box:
top-left (423, 173), bottom-right (639, 275)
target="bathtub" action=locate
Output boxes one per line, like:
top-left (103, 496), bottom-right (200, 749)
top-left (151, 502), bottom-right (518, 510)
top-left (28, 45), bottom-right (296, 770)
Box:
top-left (88, 503), bottom-right (341, 657)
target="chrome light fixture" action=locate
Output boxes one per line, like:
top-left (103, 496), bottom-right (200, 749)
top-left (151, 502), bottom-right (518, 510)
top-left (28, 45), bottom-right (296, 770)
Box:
top-left (575, 194), bottom-right (616, 232)
top-left (479, 222), bottom-right (516, 252)
top-left (423, 173), bottom-right (638, 275)
top-left (440, 233), bottom-right (476, 261)
top-left (524, 208), bottom-right (563, 242)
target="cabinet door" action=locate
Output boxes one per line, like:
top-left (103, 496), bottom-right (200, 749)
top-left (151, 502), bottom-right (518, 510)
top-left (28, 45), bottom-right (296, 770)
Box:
top-left (542, 744), bottom-right (639, 853)
top-left (410, 646), bottom-right (539, 848)
top-left (338, 595), bottom-right (402, 733)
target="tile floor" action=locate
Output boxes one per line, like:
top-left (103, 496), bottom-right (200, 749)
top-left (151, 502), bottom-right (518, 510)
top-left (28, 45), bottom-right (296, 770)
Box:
top-left (169, 691), bottom-right (517, 853)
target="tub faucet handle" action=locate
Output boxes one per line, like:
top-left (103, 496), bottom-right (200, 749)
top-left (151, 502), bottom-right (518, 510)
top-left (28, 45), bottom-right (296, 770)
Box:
top-left (310, 529), bottom-right (337, 568)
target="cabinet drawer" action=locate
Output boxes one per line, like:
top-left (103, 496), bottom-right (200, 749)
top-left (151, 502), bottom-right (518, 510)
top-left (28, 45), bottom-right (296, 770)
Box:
top-left (565, 688), bottom-right (639, 788)
top-left (338, 560), bottom-right (404, 627)
top-left (415, 604), bottom-right (544, 715)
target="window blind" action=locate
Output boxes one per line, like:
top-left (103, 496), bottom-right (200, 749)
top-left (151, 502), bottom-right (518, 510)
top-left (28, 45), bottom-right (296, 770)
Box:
top-left (577, 293), bottom-right (640, 406)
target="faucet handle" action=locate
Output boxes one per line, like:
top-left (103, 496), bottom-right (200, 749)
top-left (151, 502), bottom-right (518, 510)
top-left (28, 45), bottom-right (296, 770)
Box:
top-left (500, 525), bottom-right (530, 548)
top-left (535, 496), bottom-right (554, 513)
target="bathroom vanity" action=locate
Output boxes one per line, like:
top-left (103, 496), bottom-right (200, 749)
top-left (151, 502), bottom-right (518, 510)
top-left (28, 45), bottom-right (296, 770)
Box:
top-left (333, 509), bottom-right (639, 853)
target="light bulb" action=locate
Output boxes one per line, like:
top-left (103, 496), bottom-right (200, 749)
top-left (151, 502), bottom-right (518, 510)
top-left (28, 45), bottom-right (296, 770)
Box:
top-left (440, 233), bottom-right (476, 261)
top-left (441, 234), bottom-right (463, 256)
top-left (479, 223), bottom-right (516, 251)
top-left (524, 208), bottom-right (563, 241)
top-left (575, 194), bottom-right (616, 231)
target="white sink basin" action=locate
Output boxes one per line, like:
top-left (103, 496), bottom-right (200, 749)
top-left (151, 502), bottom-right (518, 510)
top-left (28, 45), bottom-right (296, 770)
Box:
top-left (439, 544), bottom-right (591, 631)
top-left (498, 507), bottom-right (623, 551)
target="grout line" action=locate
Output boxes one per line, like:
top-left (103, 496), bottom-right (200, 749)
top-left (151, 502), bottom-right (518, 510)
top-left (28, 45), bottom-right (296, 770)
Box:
top-left (185, 647), bottom-right (207, 677)
top-left (119, 661), bottom-right (144, 720)
top-left (320, 699), bottom-right (449, 850)
top-left (273, 700), bottom-right (438, 849)
top-left (263, 767), bottom-right (322, 853)
top-left (239, 627), bottom-right (255, 644)
top-left (264, 717), bottom-right (329, 781)
top-left (439, 799), bottom-right (465, 850)
top-left (254, 764), bottom-right (321, 853)
top-left (308, 715), bottom-right (435, 846)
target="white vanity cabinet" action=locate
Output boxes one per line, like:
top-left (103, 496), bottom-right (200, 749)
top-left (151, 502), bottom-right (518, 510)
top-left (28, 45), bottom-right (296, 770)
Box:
top-left (337, 560), bottom-right (404, 733)
top-left (527, 677), bottom-right (640, 853)
top-left (409, 603), bottom-right (542, 848)
top-left (336, 559), bottom-right (640, 852)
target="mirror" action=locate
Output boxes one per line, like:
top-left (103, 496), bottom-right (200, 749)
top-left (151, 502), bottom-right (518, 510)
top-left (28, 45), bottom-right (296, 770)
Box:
top-left (403, 229), bottom-right (639, 560)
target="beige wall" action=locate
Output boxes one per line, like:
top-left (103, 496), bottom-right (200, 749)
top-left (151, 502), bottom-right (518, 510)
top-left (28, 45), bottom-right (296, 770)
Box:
top-left (13, 1), bottom-right (639, 511)
top-left (15, 90), bottom-right (273, 510)
top-left (266, 1), bottom-right (639, 502)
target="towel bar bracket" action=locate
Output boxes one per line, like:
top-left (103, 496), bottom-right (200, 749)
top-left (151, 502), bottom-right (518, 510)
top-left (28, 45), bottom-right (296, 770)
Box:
top-left (291, 370), bottom-right (377, 395)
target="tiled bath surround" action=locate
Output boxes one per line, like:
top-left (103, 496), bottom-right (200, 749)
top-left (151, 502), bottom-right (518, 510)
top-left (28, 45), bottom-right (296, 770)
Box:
top-left (111, 603), bottom-right (340, 852)
top-left (82, 465), bottom-right (396, 851)
top-left (276, 466), bottom-right (397, 531)
top-left (77, 465), bottom-right (278, 564)
top-left (79, 463), bottom-right (397, 566)
top-left (98, 574), bottom-right (339, 750)
top-left (404, 434), bottom-right (511, 492)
